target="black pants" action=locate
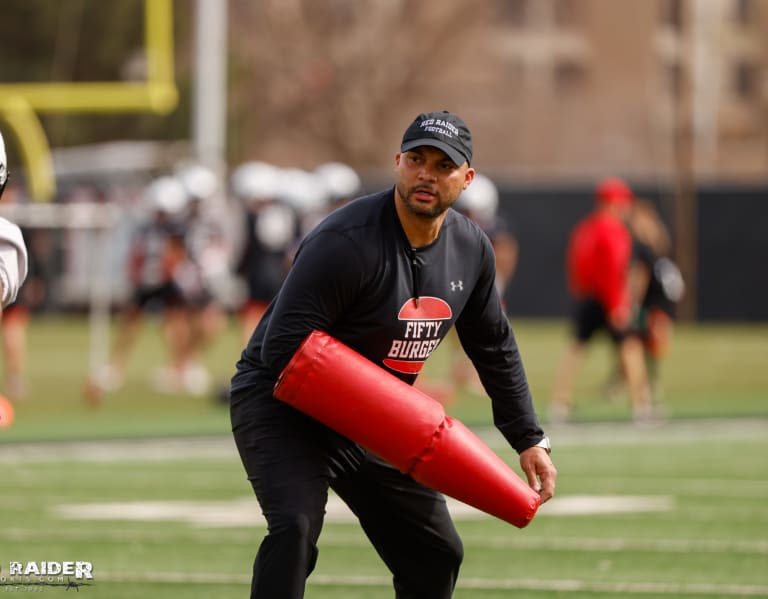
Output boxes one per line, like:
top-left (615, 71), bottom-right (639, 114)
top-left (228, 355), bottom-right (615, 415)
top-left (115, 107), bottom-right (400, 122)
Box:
top-left (231, 393), bottom-right (464, 599)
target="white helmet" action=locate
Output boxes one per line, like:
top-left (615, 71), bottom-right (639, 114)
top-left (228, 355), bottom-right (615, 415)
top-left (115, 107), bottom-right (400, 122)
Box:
top-left (276, 168), bottom-right (329, 214)
top-left (230, 161), bottom-right (280, 203)
top-left (144, 176), bottom-right (188, 215)
top-left (0, 130), bottom-right (8, 197)
top-left (456, 173), bottom-right (499, 224)
top-left (175, 163), bottom-right (218, 201)
top-left (314, 162), bottom-right (362, 202)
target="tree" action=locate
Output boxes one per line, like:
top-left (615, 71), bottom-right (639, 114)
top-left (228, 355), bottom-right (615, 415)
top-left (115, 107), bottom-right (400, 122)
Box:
top-left (227, 0), bottom-right (493, 167)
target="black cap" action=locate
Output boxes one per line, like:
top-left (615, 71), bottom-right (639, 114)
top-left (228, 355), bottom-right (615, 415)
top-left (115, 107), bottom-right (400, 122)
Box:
top-left (400, 111), bottom-right (473, 166)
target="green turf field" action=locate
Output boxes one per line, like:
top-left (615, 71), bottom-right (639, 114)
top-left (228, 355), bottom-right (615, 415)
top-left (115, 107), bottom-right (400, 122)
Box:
top-left (1, 315), bottom-right (767, 597)
top-left (2, 423), bottom-right (767, 597)
top-left (1, 315), bottom-right (766, 441)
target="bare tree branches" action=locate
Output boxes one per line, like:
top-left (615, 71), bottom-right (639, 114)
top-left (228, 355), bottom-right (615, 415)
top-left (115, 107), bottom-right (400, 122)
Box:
top-left (228, 0), bottom-right (493, 166)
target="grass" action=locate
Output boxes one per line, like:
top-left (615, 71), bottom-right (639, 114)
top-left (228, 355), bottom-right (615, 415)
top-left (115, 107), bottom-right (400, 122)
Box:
top-left (1, 315), bottom-right (766, 442)
top-left (1, 314), bottom-right (237, 442)
top-left (0, 315), bottom-right (767, 597)
top-left (427, 318), bottom-right (768, 425)
top-left (1, 426), bottom-right (767, 597)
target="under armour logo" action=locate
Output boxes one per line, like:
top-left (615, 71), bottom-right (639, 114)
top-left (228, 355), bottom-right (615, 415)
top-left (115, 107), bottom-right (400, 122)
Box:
top-left (450, 281), bottom-right (463, 291)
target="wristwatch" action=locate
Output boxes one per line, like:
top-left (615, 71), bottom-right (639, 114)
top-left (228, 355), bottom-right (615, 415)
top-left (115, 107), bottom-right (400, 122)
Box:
top-left (534, 436), bottom-right (551, 454)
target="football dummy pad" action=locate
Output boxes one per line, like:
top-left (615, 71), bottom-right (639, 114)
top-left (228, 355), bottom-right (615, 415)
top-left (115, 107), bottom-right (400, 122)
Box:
top-left (273, 330), bottom-right (541, 528)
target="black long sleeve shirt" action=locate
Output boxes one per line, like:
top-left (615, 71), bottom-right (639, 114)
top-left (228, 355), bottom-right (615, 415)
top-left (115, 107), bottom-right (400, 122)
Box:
top-left (231, 187), bottom-right (544, 454)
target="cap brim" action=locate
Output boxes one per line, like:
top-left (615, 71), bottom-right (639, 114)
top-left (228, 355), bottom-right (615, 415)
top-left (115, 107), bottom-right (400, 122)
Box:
top-left (401, 139), bottom-right (467, 167)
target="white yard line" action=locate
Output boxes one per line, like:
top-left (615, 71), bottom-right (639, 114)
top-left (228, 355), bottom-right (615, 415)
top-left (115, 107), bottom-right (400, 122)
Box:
top-left (479, 417), bottom-right (768, 449)
top-left (51, 493), bottom-right (674, 526)
top-left (0, 435), bottom-right (238, 464)
top-left (94, 570), bottom-right (768, 596)
top-left (1, 418), bottom-right (767, 464)
top-left (467, 535), bottom-right (768, 555)
top-left (456, 576), bottom-right (768, 596)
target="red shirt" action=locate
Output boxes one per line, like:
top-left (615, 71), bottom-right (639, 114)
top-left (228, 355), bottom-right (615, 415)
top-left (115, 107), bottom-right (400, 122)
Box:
top-left (566, 211), bottom-right (632, 321)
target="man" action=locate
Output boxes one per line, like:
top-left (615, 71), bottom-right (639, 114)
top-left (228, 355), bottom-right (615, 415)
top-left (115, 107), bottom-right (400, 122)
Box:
top-left (0, 130), bottom-right (29, 316)
top-left (550, 177), bottom-right (654, 424)
top-left (230, 111), bottom-right (557, 599)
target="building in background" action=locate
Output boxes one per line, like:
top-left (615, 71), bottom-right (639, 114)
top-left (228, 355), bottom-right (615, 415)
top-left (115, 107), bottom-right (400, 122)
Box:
top-left (2, 0), bottom-right (766, 181)
top-left (423, 0), bottom-right (768, 181)
top-left (1, 0), bottom-right (767, 321)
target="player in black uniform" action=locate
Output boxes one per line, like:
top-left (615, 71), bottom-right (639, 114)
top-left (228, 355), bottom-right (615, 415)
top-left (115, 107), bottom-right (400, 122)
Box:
top-left (604, 198), bottom-right (684, 407)
top-left (230, 111), bottom-right (557, 599)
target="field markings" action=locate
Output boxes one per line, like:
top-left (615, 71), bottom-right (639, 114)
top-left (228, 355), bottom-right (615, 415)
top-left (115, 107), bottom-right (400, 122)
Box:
top-left (5, 526), bottom-right (768, 555)
top-left (0, 436), bottom-right (238, 464)
top-left (93, 570), bottom-right (768, 596)
top-left (52, 493), bottom-right (673, 527)
top-left (551, 478), bottom-right (768, 500)
top-left (2, 418), bottom-right (767, 464)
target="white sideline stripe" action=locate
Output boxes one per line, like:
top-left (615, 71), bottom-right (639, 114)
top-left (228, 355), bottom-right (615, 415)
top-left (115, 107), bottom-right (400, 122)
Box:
top-left (2, 417), bottom-right (767, 464)
top-left (455, 577), bottom-right (768, 596)
top-left (52, 494), bottom-right (673, 526)
top-left (96, 571), bottom-right (768, 596)
top-left (472, 536), bottom-right (768, 554)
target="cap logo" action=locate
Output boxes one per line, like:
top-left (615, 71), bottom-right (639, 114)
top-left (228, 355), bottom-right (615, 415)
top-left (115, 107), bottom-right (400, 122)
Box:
top-left (401, 110), bottom-right (473, 166)
top-left (418, 118), bottom-right (460, 139)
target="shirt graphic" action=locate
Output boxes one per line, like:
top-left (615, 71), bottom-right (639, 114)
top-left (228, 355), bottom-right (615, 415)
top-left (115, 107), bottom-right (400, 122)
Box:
top-left (384, 296), bottom-right (452, 374)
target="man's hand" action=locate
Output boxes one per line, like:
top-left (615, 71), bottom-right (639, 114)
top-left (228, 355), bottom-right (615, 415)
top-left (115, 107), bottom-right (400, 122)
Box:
top-left (520, 446), bottom-right (557, 503)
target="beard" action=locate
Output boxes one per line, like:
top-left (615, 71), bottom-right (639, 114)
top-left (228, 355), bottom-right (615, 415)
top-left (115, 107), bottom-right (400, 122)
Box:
top-left (396, 182), bottom-right (457, 219)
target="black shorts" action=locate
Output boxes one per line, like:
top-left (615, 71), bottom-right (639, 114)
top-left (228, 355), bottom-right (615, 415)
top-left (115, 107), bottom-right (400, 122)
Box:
top-left (133, 282), bottom-right (184, 311)
top-left (572, 297), bottom-right (626, 344)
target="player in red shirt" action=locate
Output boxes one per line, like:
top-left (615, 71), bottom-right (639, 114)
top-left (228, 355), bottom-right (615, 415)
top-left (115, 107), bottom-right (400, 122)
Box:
top-left (550, 178), bottom-right (654, 424)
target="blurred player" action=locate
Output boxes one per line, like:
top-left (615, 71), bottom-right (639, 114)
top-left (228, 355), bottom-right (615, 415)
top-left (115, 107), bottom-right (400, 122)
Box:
top-left (605, 198), bottom-right (684, 403)
top-left (172, 163), bottom-right (229, 394)
top-left (275, 167), bottom-right (331, 241)
top-left (86, 176), bottom-right (190, 401)
top-left (314, 161), bottom-right (363, 211)
top-left (0, 186), bottom-right (31, 402)
top-left (0, 131), bottom-right (30, 402)
top-left (231, 161), bottom-right (301, 344)
top-left (429, 173), bottom-right (520, 403)
top-left (550, 177), bottom-right (654, 424)
top-left (0, 131), bottom-right (29, 310)
top-left (455, 173), bottom-right (519, 302)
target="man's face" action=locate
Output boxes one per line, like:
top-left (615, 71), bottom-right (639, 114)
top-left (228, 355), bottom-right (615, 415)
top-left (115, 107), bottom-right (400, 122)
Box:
top-left (395, 147), bottom-right (474, 219)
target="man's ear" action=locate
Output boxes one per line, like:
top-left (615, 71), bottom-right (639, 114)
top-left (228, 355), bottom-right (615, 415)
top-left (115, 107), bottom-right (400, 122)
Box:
top-left (463, 167), bottom-right (476, 190)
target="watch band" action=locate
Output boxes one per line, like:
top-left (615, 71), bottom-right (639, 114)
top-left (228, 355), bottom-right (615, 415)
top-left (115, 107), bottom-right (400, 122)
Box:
top-left (534, 436), bottom-right (551, 454)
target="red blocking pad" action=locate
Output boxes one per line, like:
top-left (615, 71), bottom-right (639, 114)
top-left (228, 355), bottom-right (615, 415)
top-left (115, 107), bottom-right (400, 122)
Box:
top-left (409, 416), bottom-right (540, 528)
top-left (273, 330), bottom-right (541, 528)
top-left (274, 330), bottom-right (445, 473)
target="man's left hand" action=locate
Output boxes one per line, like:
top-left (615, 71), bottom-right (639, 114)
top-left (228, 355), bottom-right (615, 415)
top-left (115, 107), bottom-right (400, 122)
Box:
top-left (520, 446), bottom-right (557, 503)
